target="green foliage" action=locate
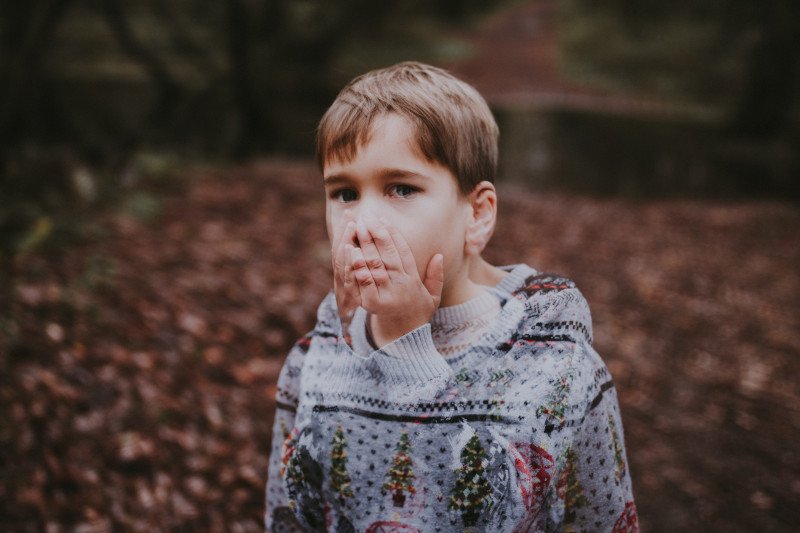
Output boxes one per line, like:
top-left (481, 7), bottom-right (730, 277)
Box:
top-left (557, 0), bottom-right (796, 113)
top-left (122, 192), bottom-right (163, 223)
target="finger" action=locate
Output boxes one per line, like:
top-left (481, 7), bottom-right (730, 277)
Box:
top-left (333, 222), bottom-right (356, 282)
top-left (351, 246), bottom-right (380, 302)
top-left (381, 217), bottom-right (417, 276)
top-left (331, 211), bottom-right (354, 254)
top-left (356, 217), bottom-right (387, 281)
top-left (345, 245), bottom-right (364, 304)
top-left (367, 216), bottom-right (403, 273)
top-left (339, 245), bottom-right (360, 324)
top-left (423, 253), bottom-right (445, 309)
top-left (343, 244), bottom-right (356, 288)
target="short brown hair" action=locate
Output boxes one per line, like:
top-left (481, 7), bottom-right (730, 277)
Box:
top-left (316, 61), bottom-right (498, 195)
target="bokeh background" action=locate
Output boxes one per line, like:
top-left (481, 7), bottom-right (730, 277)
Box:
top-left (2, 0), bottom-right (799, 530)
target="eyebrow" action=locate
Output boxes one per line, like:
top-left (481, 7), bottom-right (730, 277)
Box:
top-left (322, 175), bottom-right (349, 186)
top-left (323, 168), bottom-right (430, 186)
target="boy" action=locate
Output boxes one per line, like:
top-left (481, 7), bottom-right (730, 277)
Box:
top-left (266, 62), bottom-right (637, 532)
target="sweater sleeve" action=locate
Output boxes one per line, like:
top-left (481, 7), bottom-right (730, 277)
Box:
top-left (520, 283), bottom-right (637, 530)
top-left (565, 342), bottom-right (638, 531)
top-left (371, 323), bottom-right (454, 402)
top-left (264, 334), bottom-right (309, 532)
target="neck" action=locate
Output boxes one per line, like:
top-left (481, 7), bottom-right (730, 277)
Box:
top-left (469, 256), bottom-right (508, 287)
top-left (440, 276), bottom-right (483, 308)
top-left (439, 256), bottom-right (507, 308)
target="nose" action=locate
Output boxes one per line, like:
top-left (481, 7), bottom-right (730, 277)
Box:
top-left (346, 199), bottom-right (381, 224)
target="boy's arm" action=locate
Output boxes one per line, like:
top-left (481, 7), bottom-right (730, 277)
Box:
top-left (264, 334), bottom-right (309, 532)
top-left (565, 343), bottom-right (639, 531)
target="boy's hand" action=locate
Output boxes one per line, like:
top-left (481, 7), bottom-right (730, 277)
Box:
top-left (350, 215), bottom-right (444, 347)
top-left (332, 216), bottom-right (360, 340)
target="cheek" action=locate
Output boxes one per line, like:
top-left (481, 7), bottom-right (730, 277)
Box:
top-left (326, 203), bottom-right (345, 245)
top-left (402, 227), bottom-right (444, 278)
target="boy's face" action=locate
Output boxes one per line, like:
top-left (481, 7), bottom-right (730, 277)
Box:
top-left (323, 113), bottom-right (472, 289)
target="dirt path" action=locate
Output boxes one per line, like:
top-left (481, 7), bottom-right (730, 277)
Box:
top-left (3, 160), bottom-right (799, 530)
top-left (447, 0), bottom-right (670, 115)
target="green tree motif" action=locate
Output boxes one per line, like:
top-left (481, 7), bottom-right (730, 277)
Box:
top-left (382, 431), bottom-right (416, 507)
top-left (284, 445), bottom-right (303, 493)
top-left (329, 424), bottom-right (354, 503)
top-left (536, 371), bottom-right (574, 432)
top-left (609, 414), bottom-right (627, 483)
top-left (558, 447), bottom-right (588, 524)
top-left (449, 434), bottom-right (492, 527)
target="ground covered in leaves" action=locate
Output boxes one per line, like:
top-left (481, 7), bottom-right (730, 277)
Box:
top-left (2, 160), bottom-right (799, 531)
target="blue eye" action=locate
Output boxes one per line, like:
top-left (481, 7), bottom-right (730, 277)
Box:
top-left (392, 184), bottom-right (417, 198)
top-left (334, 189), bottom-right (358, 203)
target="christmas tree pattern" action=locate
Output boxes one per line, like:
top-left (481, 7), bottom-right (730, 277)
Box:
top-left (382, 431), bottom-right (416, 507)
top-left (609, 414), bottom-right (627, 483)
top-left (557, 447), bottom-right (588, 525)
top-left (329, 424), bottom-right (355, 504)
top-left (536, 371), bottom-right (574, 433)
top-left (449, 434), bottom-right (493, 527)
top-left (284, 445), bottom-right (325, 530)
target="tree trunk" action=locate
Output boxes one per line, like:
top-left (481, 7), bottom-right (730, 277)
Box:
top-left (731, 0), bottom-right (800, 138)
top-left (227, 0), bottom-right (264, 156)
top-left (100, 0), bottom-right (179, 132)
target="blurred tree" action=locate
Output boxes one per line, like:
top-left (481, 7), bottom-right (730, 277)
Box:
top-left (100, 0), bottom-right (180, 136)
top-left (0, 0), bottom-right (508, 323)
top-left (729, 0), bottom-right (799, 138)
top-left (559, 0), bottom-right (800, 137)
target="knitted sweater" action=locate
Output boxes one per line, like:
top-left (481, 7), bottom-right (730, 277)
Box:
top-left (265, 264), bottom-right (638, 532)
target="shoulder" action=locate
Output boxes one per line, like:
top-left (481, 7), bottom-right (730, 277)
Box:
top-left (275, 292), bottom-right (340, 401)
top-left (498, 266), bottom-right (618, 416)
top-left (284, 291), bottom-right (339, 358)
top-left (502, 266), bottom-right (594, 346)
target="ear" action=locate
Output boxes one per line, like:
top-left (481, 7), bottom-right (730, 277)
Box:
top-left (464, 181), bottom-right (498, 256)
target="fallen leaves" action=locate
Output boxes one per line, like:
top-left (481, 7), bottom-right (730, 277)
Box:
top-left (2, 159), bottom-right (799, 530)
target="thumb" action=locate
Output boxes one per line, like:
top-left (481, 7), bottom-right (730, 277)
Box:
top-left (423, 253), bottom-right (444, 308)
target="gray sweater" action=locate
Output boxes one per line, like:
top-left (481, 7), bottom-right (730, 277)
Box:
top-left (265, 264), bottom-right (638, 532)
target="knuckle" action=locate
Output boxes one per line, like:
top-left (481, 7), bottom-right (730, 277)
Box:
top-left (366, 258), bottom-right (383, 270)
top-left (352, 257), bottom-right (366, 270)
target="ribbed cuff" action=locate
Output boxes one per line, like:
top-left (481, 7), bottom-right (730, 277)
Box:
top-left (325, 334), bottom-right (372, 398)
top-left (373, 323), bottom-right (453, 389)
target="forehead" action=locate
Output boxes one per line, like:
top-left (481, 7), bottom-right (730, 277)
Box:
top-left (322, 114), bottom-right (431, 177)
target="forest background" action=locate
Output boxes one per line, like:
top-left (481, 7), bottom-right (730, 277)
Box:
top-left (1, 0), bottom-right (799, 530)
